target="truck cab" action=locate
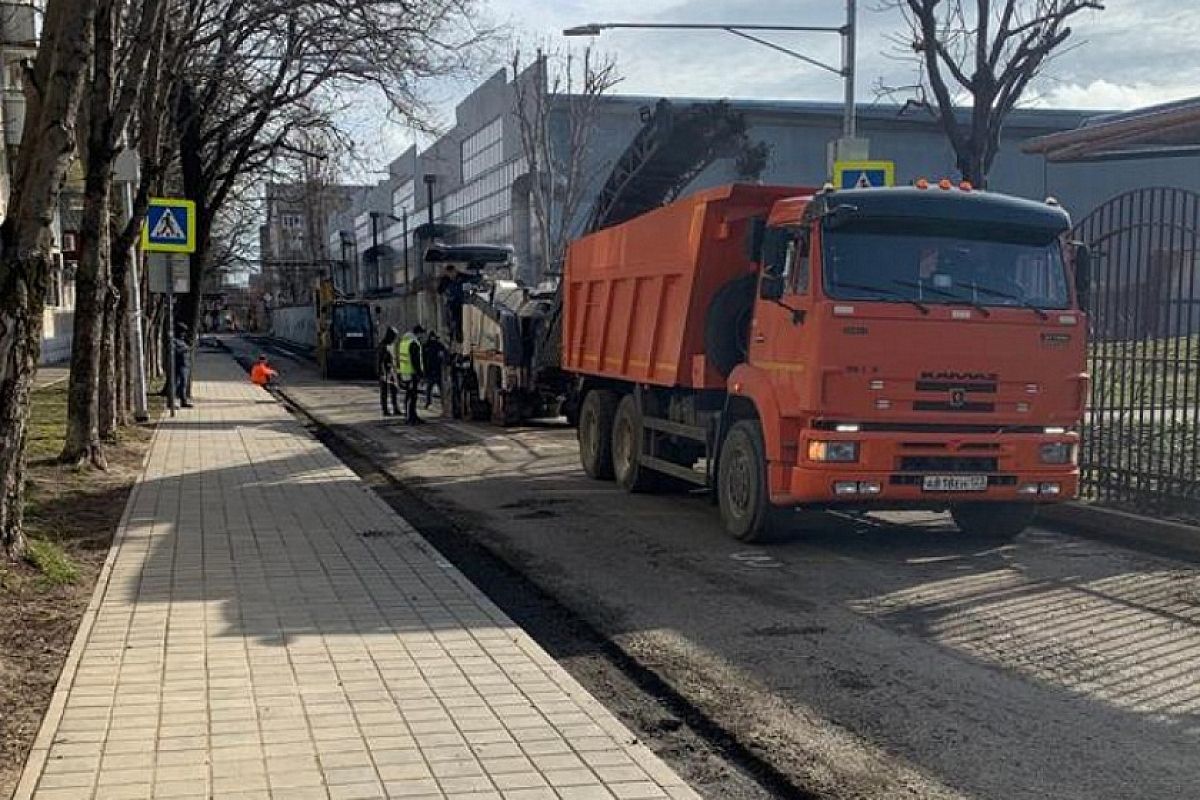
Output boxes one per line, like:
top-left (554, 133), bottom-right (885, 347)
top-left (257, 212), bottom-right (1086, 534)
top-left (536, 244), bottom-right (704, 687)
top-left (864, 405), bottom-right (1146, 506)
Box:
top-left (721, 183), bottom-right (1089, 538)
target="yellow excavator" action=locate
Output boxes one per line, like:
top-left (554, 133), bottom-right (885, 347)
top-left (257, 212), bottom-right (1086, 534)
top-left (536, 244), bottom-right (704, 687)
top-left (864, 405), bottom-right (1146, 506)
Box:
top-left (314, 277), bottom-right (376, 379)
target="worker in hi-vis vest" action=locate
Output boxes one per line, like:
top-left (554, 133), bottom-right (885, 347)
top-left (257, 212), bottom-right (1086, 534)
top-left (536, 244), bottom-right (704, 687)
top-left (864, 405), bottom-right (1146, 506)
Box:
top-left (393, 324), bottom-right (425, 424)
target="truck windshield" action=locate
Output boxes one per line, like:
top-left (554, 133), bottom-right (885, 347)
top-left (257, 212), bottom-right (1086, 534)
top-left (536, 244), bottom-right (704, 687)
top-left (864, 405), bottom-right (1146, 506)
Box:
top-left (823, 222), bottom-right (1071, 311)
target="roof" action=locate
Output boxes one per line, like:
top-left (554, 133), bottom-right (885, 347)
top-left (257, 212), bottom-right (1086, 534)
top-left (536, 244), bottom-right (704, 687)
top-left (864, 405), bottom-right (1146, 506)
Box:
top-left (1023, 95), bottom-right (1200, 162)
top-left (582, 94), bottom-right (1094, 134)
top-left (822, 186), bottom-right (1072, 239)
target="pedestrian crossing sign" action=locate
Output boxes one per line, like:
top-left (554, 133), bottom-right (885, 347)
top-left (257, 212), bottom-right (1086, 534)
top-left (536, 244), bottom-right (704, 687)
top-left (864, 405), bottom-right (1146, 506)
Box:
top-left (143, 197), bottom-right (196, 253)
top-left (833, 160), bottom-right (895, 190)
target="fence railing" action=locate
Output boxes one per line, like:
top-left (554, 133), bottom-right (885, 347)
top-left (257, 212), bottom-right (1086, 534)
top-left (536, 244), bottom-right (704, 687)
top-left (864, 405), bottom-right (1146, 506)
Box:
top-left (1075, 187), bottom-right (1200, 520)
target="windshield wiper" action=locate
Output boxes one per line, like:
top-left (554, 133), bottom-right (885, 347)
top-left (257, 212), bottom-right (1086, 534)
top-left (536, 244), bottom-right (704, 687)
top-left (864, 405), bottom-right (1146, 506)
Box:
top-left (832, 282), bottom-right (930, 315)
top-left (892, 280), bottom-right (991, 317)
top-left (970, 284), bottom-right (1050, 320)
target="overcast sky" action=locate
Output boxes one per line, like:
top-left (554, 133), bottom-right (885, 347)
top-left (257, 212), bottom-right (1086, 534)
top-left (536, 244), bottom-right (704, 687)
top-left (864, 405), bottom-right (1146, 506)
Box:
top-left (345, 0), bottom-right (1200, 174)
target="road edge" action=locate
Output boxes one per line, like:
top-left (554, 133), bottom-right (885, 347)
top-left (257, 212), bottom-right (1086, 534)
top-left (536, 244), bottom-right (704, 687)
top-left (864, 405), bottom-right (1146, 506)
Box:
top-left (1039, 502), bottom-right (1200, 561)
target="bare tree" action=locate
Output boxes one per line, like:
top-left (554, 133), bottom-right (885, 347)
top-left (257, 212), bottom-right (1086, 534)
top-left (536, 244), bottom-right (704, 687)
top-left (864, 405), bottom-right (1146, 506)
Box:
top-left (173, 0), bottom-right (485, 343)
top-left (878, 0), bottom-right (1104, 186)
top-left (62, 0), bottom-right (167, 466)
top-left (0, 0), bottom-right (99, 559)
top-left (511, 47), bottom-right (621, 281)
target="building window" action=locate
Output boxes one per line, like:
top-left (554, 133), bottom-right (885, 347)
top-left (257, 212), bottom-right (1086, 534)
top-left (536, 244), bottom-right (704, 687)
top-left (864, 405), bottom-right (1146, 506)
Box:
top-left (392, 180), bottom-right (415, 217)
top-left (279, 213), bottom-right (303, 229)
top-left (4, 57), bottom-right (26, 92)
top-left (461, 117), bottom-right (504, 182)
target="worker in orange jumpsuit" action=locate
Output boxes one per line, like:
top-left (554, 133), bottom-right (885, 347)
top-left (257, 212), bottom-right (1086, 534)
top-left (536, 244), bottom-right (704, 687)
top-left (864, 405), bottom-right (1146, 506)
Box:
top-left (250, 354), bottom-right (278, 387)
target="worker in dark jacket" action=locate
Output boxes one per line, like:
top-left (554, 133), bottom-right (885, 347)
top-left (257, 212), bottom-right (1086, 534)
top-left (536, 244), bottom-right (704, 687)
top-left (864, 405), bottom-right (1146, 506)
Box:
top-left (436, 265), bottom-right (465, 342)
top-left (422, 332), bottom-right (446, 409)
top-left (394, 324), bottom-right (425, 424)
top-left (172, 323), bottom-right (193, 408)
top-left (377, 326), bottom-right (401, 416)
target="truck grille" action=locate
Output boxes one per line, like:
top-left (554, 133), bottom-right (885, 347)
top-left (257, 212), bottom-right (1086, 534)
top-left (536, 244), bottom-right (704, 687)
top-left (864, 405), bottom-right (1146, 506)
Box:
top-left (915, 380), bottom-right (997, 393)
top-left (913, 400), bottom-right (996, 413)
top-left (899, 456), bottom-right (999, 473)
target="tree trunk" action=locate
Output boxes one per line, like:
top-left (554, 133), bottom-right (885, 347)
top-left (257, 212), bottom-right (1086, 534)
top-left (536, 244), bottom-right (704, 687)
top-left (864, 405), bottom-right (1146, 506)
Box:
top-left (108, 222), bottom-right (132, 428)
top-left (0, 0), bottom-right (98, 559)
top-left (0, 266), bottom-right (46, 561)
top-left (61, 171), bottom-right (111, 467)
top-left (98, 279), bottom-right (118, 442)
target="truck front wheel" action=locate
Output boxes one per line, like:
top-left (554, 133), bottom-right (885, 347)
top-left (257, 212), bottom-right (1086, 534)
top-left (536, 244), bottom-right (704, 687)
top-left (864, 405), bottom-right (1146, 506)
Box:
top-left (718, 420), bottom-right (787, 542)
top-left (951, 502), bottom-right (1036, 541)
top-left (578, 389), bottom-right (618, 480)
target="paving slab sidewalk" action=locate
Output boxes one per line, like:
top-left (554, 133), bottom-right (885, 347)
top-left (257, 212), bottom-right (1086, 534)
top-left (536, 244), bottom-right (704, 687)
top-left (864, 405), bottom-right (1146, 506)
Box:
top-left (14, 351), bottom-right (699, 800)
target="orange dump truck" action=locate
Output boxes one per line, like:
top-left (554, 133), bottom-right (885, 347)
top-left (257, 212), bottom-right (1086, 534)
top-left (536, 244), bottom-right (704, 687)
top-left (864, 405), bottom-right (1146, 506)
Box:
top-left (563, 183), bottom-right (1090, 542)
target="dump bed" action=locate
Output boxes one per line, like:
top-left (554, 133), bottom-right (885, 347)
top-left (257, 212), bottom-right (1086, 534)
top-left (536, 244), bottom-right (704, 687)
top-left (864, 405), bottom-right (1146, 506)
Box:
top-left (563, 183), bottom-right (809, 389)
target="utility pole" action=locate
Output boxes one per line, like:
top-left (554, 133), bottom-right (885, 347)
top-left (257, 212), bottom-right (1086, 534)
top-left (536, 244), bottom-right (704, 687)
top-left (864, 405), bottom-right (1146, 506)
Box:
top-left (402, 208), bottom-right (410, 287)
top-left (423, 174), bottom-right (437, 228)
top-left (843, 0), bottom-right (856, 140)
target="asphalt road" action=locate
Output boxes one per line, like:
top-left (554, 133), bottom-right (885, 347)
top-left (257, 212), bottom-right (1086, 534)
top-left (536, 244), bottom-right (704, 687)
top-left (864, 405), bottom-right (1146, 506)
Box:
top-left (227, 335), bottom-right (1200, 800)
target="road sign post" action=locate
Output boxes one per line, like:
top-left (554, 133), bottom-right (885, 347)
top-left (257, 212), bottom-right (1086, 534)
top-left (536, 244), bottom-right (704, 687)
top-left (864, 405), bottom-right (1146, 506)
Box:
top-left (833, 159), bottom-right (895, 190)
top-left (143, 198), bottom-right (196, 417)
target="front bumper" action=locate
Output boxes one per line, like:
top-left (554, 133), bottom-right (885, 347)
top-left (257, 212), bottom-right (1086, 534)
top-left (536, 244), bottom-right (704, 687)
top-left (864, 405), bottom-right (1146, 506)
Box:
top-left (770, 429), bottom-right (1080, 507)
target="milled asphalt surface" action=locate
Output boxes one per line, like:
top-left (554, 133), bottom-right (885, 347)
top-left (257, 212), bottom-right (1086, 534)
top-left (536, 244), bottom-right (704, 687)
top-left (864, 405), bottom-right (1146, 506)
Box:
top-left (227, 334), bottom-right (1200, 800)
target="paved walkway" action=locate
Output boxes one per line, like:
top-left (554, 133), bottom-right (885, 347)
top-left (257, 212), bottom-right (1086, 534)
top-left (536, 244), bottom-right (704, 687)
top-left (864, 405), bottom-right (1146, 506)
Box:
top-left (16, 352), bottom-right (697, 800)
top-left (33, 364), bottom-right (69, 389)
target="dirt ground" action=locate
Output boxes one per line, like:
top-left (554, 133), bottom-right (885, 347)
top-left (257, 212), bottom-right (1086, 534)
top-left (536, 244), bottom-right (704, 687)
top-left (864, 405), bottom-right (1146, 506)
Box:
top-left (0, 384), bottom-right (158, 799)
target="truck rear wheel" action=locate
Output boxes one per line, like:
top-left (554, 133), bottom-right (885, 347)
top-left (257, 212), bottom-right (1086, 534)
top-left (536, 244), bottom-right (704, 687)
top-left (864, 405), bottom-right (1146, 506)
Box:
top-left (718, 420), bottom-right (788, 542)
top-left (612, 395), bottom-right (657, 492)
top-left (951, 502), bottom-right (1036, 541)
top-left (578, 389), bottom-right (618, 480)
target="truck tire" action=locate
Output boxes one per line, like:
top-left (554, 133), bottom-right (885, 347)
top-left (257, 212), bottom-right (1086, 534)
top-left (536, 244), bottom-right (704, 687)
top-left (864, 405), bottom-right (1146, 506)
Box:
top-left (951, 502), bottom-right (1036, 541)
top-left (612, 394), bottom-right (658, 492)
top-left (705, 273), bottom-right (757, 377)
top-left (718, 419), bottom-right (789, 542)
top-left (578, 389), bottom-right (618, 480)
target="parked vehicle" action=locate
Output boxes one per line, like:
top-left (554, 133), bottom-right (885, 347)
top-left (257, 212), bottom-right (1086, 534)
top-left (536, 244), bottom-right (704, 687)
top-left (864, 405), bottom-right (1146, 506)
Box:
top-left (562, 181), bottom-right (1091, 542)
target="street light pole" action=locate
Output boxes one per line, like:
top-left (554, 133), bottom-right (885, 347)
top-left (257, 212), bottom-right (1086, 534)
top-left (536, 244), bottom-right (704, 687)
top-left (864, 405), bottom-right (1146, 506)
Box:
top-left (843, 0), bottom-right (856, 139)
top-left (564, 4), bottom-right (858, 146)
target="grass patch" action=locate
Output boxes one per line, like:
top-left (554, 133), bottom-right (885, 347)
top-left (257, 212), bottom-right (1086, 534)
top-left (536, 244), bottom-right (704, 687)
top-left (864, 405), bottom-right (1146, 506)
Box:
top-left (1090, 337), bottom-right (1200, 409)
top-left (24, 537), bottom-right (79, 586)
top-left (25, 383), bottom-right (68, 463)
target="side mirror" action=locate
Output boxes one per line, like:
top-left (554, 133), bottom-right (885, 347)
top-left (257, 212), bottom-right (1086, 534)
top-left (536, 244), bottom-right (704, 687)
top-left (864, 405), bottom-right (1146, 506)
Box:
top-left (1073, 243), bottom-right (1092, 311)
top-left (760, 273), bottom-right (785, 301)
top-left (745, 217), bottom-right (766, 262)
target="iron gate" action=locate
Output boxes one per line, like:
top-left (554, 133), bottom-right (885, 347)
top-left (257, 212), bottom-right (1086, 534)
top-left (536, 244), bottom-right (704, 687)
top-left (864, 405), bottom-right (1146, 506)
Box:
top-left (1073, 187), bottom-right (1200, 518)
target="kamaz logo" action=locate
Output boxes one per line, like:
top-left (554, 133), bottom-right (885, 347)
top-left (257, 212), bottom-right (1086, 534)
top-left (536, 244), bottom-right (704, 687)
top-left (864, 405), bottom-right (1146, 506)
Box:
top-left (920, 371), bottom-right (998, 382)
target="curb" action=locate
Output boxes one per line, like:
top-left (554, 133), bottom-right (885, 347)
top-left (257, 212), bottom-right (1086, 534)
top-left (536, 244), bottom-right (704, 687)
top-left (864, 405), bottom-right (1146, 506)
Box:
top-left (1039, 502), bottom-right (1200, 561)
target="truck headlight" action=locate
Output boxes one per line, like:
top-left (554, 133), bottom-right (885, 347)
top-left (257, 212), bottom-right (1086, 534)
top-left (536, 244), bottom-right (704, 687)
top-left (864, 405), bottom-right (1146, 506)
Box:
top-left (1039, 442), bottom-right (1076, 465)
top-left (808, 441), bottom-right (860, 463)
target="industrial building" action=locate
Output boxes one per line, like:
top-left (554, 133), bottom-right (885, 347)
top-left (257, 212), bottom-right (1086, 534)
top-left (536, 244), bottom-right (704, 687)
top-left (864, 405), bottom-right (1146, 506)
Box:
top-left (310, 64), bottom-right (1200, 298)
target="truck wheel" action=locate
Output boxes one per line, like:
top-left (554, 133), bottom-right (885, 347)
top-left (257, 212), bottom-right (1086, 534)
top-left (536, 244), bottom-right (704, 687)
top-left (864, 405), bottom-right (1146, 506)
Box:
top-left (718, 420), bottom-right (788, 542)
top-left (578, 389), bottom-right (618, 480)
top-left (705, 274), bottom-right (756, 377)
top-left (951, 502), bottom-right (1036, 541)
top-left (612, 395), bottom-right (658, 492)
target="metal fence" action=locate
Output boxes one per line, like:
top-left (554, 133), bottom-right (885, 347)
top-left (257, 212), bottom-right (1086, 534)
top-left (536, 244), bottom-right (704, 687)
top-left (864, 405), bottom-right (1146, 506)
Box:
top-left (1073, 187), bottom-right (1200, 519)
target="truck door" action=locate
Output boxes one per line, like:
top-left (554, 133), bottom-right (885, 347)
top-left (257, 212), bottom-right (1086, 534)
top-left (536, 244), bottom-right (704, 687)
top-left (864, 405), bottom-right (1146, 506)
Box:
top-left (748, 227), bottom-right (814, 401)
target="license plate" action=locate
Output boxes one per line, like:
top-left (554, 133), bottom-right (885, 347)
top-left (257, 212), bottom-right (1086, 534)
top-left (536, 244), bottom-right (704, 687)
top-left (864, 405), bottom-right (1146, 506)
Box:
top-left (922, 474), bottom-right (988, 492)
